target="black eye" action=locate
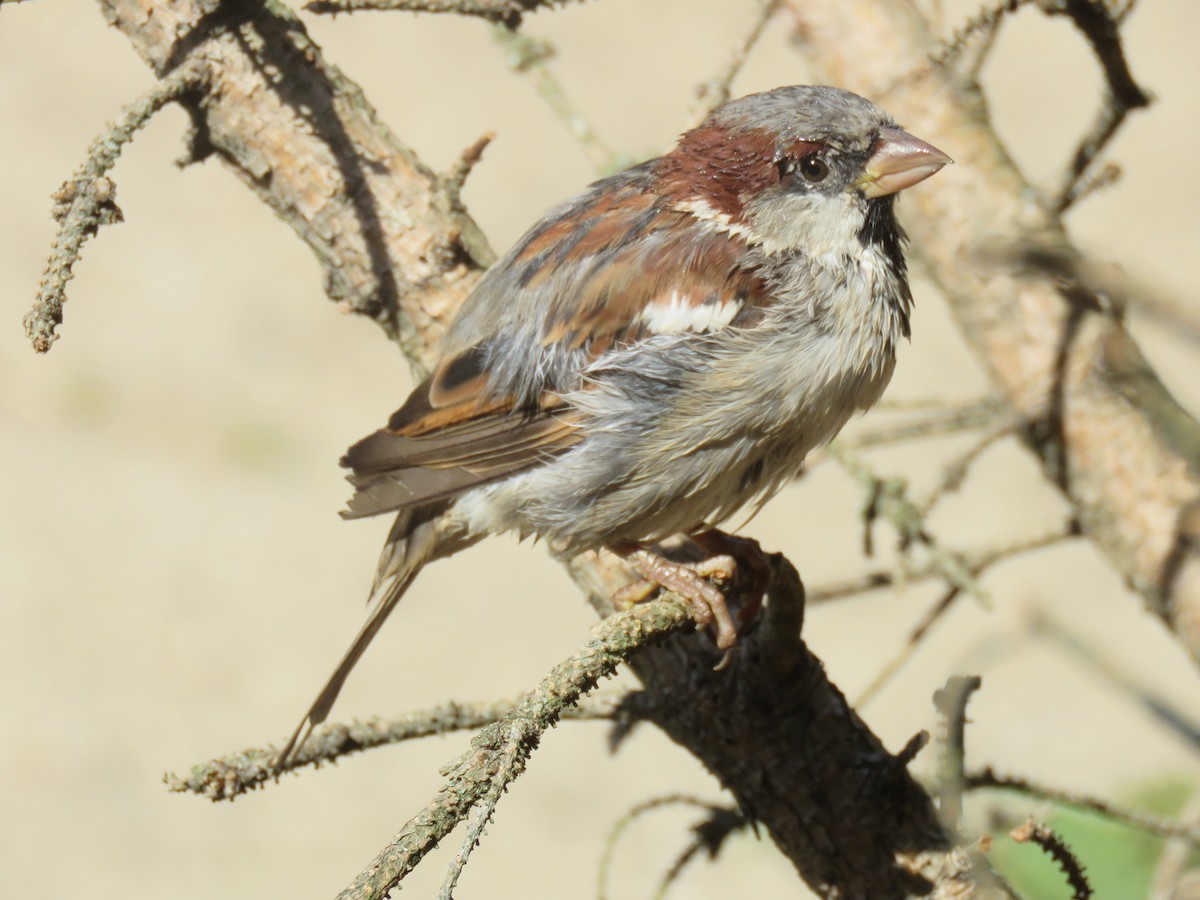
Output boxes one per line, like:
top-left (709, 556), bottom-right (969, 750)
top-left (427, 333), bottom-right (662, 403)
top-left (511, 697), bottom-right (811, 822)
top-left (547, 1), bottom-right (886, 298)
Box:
top-left (799, 156), bottom-right (829, 183)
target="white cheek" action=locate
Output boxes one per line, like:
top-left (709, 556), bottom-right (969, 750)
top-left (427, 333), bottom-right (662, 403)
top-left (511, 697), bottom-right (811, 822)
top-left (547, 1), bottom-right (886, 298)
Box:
top-left (747, 191), bottom-right (865, 256)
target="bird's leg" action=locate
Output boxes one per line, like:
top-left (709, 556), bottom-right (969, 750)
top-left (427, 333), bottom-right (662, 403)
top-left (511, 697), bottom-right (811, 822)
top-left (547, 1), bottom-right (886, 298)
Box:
top-left (611, 543), bottom-right (740, 650)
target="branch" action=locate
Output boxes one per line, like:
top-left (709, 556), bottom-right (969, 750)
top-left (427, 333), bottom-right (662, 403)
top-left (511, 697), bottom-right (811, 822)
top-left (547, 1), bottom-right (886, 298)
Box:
top-left (570, 552), bottom-right (985, 896)
top-left (968, 767), bottom-right (1200, 847)
top-left (1042, 0), bottom-right (1151, 211)
top-left (333, 597), bottom-right (693, 900)
top-left (98, 0), bottom-right (495, 371)
top-left (491, 23), bottom-right (621, 172)
top-left (688, 0), bottom-right (781, 127)
top-left (303, 0), bottom-right (583, 27)
top-left (784, 0), bottom-right (1200, 665)
top-left (165, 695), bottom-right (624, 800)
top-left (1009, 818), bottom-right (1093, 900)
top-left (933, 675), bottom-right (983, 833)
top-left (22, 62), bottom-right (203, 352)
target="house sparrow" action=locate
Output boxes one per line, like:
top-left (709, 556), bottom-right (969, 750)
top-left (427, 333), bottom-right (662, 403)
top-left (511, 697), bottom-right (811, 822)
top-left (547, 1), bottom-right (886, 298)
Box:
top-left (276, 85), bottom-right (949, 768)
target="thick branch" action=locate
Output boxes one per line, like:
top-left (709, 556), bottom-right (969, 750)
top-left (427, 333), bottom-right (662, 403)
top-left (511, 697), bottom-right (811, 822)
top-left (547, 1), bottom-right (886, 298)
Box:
top-left (571, 552), bottom-right (984, 897)
top-left (99, 0), bottom-right (495, 370)
top-left (785, 0), bottom-right (1200, 663)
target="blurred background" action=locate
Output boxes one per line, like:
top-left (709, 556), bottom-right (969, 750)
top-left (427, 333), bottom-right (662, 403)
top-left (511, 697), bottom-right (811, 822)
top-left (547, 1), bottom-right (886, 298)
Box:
top-left (1, 0), bottom-right (1198, 896)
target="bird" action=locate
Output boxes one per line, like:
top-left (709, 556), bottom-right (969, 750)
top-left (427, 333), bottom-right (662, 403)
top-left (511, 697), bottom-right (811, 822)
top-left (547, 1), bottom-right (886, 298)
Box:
top-left (275, 85), bottom-right (950, 769)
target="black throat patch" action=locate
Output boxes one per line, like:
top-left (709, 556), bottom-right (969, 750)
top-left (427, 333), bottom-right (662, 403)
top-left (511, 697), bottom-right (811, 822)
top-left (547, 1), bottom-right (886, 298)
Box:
top-left (858, 195), bottom-right (912, 338)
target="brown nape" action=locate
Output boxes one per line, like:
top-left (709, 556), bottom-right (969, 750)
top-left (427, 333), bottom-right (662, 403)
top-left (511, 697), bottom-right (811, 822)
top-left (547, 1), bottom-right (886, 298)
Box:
top-left (652, 126), bottom-right (821, 223)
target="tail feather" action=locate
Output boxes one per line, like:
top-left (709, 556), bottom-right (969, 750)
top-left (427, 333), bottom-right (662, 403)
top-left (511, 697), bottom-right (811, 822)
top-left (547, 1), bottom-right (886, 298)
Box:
top-left (273, 508), bottom-right (443, 772)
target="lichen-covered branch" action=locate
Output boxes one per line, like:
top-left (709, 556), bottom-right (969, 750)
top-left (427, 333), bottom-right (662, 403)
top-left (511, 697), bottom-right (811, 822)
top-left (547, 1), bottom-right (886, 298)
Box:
top-left (165, 695), bottom-right (624, 800)
top-left (23, 62), bottom-right (203, 352)
top-left (784, 0), bottom-right (1200, 665)
top-left (333, 596), bottom-right (693, 900)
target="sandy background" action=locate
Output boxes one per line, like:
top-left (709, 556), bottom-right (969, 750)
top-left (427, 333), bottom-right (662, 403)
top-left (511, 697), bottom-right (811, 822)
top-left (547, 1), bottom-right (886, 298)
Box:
top-left (2, 0), bottom-right (1198, 897)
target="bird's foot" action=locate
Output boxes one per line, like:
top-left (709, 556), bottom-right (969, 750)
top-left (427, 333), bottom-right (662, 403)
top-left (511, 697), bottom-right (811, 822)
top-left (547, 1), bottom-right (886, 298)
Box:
top-left (692, 530), bottom-right (771, 626)
top-left (615, 548), bottom-right (740, 650)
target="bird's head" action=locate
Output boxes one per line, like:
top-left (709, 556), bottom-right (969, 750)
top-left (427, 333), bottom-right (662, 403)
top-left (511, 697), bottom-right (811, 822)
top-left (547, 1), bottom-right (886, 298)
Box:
top-left (654, 85), bottom-right (951, 256)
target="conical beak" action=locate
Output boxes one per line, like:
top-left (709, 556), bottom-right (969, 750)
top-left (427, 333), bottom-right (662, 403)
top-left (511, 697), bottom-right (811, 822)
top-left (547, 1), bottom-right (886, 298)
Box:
top-left (857, 127), bottom-right (952, 199)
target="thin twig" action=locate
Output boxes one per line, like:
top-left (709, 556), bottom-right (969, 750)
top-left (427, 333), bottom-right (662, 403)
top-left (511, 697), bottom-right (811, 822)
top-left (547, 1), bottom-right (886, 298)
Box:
top-left (926, 0), bottom-right (1030, 72)
top-left (166, 694), bottom-right (624, 799)
top-left (918, 416), bottom-right (1017, 516)
top-left (333, 597), bottom-right (693, 900)
top-left (303, 0), bottom-right (579, 27)
top-left (598, 795), bottom-right (727, 900)
top-left (23, 63), bottom-right (203, 353)
top-left (811, 521), bottom-right (1077, 605)
top-left (837, 397), bottom-right (1006, 451)
top-left (1061, 160), bottom-right (1122, 209)
top-left (1009, 818), bottom-right (1093, 899)
top-left (827, 442), bottom-right (989, 605)
top-left (971, 767), bottom-right (1200, 847)
top-left (1044, 0), bottom-right (1151, 211)
top-left (1150, 789), bottom-right (1200, 899)
top-left (688, 0), bottom-right (782, 126)
top-left (853, 524), bottom-right (1078, 705)
top-left (437, 719), bottom-right (522, 899)
top-left (492, 24), bottom-right (621, 173)
top-left (933, 675), bottom-right (983, 833)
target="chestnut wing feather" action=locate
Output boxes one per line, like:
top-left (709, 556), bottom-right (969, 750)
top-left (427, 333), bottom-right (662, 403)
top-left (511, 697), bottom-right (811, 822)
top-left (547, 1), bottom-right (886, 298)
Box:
top-left (343, 167), bottom-right (775, 521)
top-left (341, 351), bottom-right (582, 520)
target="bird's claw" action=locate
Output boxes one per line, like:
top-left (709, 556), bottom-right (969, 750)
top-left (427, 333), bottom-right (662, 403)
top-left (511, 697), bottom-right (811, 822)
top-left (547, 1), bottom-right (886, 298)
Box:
top-left (621, 549), bottom-right (740, 650)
